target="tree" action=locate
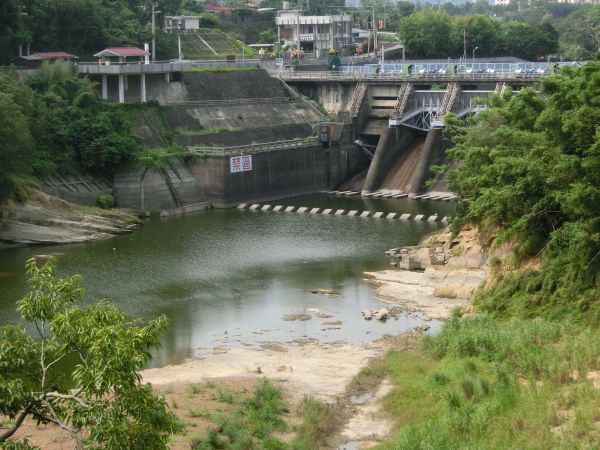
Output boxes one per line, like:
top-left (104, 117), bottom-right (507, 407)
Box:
top-left (453, 14), bottom-right (501, 57)
top-left (446, 61), bottom-right (600, 321)
top-left (0, 72), bottom-right (36, 202)
top-left (398, 10), bottom-right (458, 57)
top-left (0, 258), bottom-right (180, 448)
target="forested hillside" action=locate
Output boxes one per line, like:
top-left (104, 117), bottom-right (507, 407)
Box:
top-left (0, 63), bottom-right (143, 203)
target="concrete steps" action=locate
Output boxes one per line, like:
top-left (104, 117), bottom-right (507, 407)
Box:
top-left (237, 203), bottom-right (451, 223)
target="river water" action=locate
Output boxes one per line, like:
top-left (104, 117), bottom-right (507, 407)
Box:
top-left (0, 195), bottom-right (455, 368)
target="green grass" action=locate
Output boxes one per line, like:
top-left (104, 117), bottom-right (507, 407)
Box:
top-left (189, 379), bottom-right (342, 450)
top-left (371, 316), bottom-right (600, 450)
top-left (191, 379), bottom-right (288, 449)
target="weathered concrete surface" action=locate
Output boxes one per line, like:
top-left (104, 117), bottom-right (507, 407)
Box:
top-left (362, 126), bottom-right (422, 193)
top-left (0, 190), bottom-right (141, 249)
top-left (113, 158), bottom-right (206, 211)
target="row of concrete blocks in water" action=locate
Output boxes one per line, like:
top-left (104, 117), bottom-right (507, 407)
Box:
top-left (320, 190), bottom-right (458, 202)
top-left (237, 203), bottom-right (452, 223)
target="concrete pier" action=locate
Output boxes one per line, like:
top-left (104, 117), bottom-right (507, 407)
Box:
top-left (322, 209), bottom-right (333, 215)
top-left (360, 211), bottom-right (372, 217)
top-left (297, 207), bottom-right (308, 213)
top-left (284, 206), bottom-right (296, 212)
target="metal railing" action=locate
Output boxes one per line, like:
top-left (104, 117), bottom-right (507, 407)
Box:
top-left (270, 70), bottom-right (546, 82)
top-left (187, 137), bottom-right (320, 155)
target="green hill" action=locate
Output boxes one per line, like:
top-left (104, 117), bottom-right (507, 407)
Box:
top-left (181, 29), bottom-right (258, 59)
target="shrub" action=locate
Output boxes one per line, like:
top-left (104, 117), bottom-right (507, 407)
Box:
top-left (96, 193), bottom-right (115, 209)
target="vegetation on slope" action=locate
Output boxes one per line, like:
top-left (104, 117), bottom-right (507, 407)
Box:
top-left (0, 62), bottom-right (180, 204)
top-left (446, 61), bottom-right (600, 323)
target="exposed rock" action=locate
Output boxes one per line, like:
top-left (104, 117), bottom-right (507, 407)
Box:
top-left (373, 308), bottom-right (389, 321)
top-left (310, 288), bottom-right (342, 298)
top-left (361, 309), bottom-right (373, 320)
top-left (323, 320), bottom-right (343, 326)
top-left (281, 313), bottom-right (312, 321)
top-left (0, 189), bottom-right (141, 248)
top-left (307, 307), bottom-right (334, 318)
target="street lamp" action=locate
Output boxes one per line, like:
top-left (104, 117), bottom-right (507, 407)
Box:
top-left (472, 46), bottom-right (479, 67)
top-left (151, 5), bottom-right (162, 62)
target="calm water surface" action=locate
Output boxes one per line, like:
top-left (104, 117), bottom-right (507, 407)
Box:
top-left (0, 196), bottom-right (454, 368)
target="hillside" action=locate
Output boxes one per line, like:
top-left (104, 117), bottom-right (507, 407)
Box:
top-left (181, 29), bottom-right (258, 59)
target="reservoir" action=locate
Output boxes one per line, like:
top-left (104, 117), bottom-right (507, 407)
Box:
top-left (0, 195), bottom-right (455, 368)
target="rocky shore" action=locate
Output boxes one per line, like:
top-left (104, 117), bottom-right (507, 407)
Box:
top-left (0, 190), bottom-right (141, 249)
top-left (363, 226), bottom-right (493, 321)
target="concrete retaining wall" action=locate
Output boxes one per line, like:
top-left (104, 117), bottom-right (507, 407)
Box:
top-left (113, 158), bottom-right (206, 211)
top-left (189, 143), bottom-right (328, 208)
top-left (164, 103), bottom-right (321, 131)
top-left (176, 124), bottom-right (314, 147)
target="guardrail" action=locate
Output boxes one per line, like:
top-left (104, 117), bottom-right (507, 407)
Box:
top-left (269, 70), bottom-right (546, 82)
top-left (187, 137), bottom-right (320, 155)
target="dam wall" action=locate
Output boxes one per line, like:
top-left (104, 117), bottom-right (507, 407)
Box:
top-left (407, 128), bottom-right (446, 196)
top-left (362, 126), bottom-right (422, 193)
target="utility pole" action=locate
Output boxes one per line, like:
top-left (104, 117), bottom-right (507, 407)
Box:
top-left (373, 5), bottom-right (377, 54)
top-left (463, 28), bottom-right (467, 62)
top-left (152, 5), bottom-right (162, 62)
top-left (296, 8), bottom-right (300, 65)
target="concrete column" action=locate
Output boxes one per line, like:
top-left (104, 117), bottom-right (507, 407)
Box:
top-left (118, 74), bottom-right (125, 103)
top-left (164, 72), bottom-right (170, 83)
top-left (140, 73), bottom-right (146, 103)
top-left (101, 74), bottom-right (108, 100)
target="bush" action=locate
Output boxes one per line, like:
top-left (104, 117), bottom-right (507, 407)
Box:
top-left (96, 193), bottom-right (115, 209)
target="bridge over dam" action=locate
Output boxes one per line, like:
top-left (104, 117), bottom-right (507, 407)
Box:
top-left (66, 63), bottom-right (545, 212)
top-left (277, 70), bottom-right (542, 196)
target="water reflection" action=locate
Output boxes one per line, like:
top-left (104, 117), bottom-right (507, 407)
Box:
top-left (0, 201), bottom-right (453, 368)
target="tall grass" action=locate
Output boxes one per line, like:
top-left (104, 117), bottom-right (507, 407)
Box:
top-left (373, 316), bottom-right (600, 450)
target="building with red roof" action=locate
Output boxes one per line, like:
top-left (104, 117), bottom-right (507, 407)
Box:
top-left (15, 51), bottom-right (78, 68)
top-left (94, 47), bottom-right (151, 59)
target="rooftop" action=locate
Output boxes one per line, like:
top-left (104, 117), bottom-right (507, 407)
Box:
top-left (23, 51), bottom-right (78, 60)
top-left (93, 47), bottom-right (150, 58)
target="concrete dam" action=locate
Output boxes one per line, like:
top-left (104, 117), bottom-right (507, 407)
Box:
top-left (44, 68), bottom-right (540, 212)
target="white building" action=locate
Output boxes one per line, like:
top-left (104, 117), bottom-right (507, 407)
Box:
top-left (276, 9), bottom-right (353, 54)
top-left (164, 16), bottom-right (201, 31)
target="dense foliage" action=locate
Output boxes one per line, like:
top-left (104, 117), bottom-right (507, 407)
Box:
top-left (398, 10), bottom-right (558, 59)
top-left (0, 257), bottom-right (179, 448)
top-left (1, 0), bottom-right (597, 61)
top-left (446, 61), bottom-right (600, 322)
top-left (0, 63), bottom-right (142, 203)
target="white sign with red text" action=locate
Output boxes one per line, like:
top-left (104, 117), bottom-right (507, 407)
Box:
top-left (230, 155), bottom-right (253, 173)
